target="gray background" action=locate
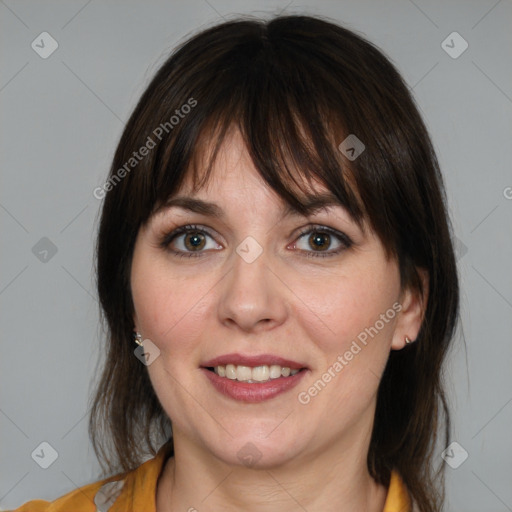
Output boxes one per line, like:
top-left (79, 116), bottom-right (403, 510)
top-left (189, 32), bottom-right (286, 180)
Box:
top-left (1, 0), bottom-right (511, 510)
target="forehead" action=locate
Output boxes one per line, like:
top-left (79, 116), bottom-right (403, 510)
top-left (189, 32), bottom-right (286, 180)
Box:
top-left (152, 192), bottom-right (357, 226)
top-left (148, 120), bottom-right (368, 237)
top-left (154, 128), bottom-right (353, 220)
top-left (178, 126), bottom-right (338, 199)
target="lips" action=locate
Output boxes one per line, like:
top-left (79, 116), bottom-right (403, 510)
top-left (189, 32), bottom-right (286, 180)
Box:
top-left (201, 353), bottom-right (307, 370)
top-left (201, 366), bottom-right (308, 402)
top-left (200, 353), bottom-right (309, 402)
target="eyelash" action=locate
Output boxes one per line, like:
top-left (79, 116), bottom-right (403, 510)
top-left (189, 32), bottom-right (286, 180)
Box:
top-left (158, 224), bottom-right (353, 259)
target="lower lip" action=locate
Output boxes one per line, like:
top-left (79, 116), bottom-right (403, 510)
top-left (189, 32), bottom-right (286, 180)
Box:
top-left (201, 368), bottom-right (308, 403)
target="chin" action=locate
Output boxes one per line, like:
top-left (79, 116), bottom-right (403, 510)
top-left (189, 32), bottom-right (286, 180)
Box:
top-left (207, 431), bottom-right (306, 470)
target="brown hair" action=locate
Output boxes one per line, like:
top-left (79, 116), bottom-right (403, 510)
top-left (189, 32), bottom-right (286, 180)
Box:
top-left (89, 14), bottom-right (459, 512)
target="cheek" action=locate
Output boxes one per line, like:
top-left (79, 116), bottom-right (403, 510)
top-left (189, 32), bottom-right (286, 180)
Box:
top-left (131, 263), bottom-right (172, 338)
top-left (130, 251), bottom-right (213, 425)
top-left (292, 260), bottom-right (401, 420)
top-left (131, 250), bottom-right (214, 343)
top-left (293, 259), bottom-right (401, 357)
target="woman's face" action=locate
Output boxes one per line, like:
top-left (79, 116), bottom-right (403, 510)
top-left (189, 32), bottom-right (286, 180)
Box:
top-left (131, 128), bottom-right (422, 469)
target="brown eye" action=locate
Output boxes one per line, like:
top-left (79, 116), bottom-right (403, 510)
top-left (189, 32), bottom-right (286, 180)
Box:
top-left (293, 226), bottom-right (352, 258)
top-left (184, 231), bottom-right (206, 251)
top-left (308, 232), bottom-right (331, 251)
top-left (160, 224), bottom-right (223, 258)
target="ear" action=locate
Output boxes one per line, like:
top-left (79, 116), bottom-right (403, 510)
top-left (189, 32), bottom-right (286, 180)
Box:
top-left (391, 268), bottom-right (429, 350)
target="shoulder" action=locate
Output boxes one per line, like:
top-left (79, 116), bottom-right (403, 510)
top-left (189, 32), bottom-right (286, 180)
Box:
top-left (9, 440), bottom-right (173, 512)
top-left (9, 474), bottom-right (128, 512)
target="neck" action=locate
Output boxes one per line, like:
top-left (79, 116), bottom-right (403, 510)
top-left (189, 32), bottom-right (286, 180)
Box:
top-left (156, 424), bottom-right (387, 512)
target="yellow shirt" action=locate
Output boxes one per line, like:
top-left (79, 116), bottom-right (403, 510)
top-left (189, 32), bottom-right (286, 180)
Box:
top-left (10, 441), bottom-right (411, 511)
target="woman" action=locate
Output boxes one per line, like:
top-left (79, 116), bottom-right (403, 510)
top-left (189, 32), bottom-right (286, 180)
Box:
top-left (13, 13), bottom-right (459, 512)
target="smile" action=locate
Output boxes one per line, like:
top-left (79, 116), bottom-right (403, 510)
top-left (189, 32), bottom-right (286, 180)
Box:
top-left (209, 364), bottom-right (301, 383)
top-left (202, 368), bottom-right (308, 402)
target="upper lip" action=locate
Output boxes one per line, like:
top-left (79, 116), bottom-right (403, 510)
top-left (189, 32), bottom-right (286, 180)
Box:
top-left (201, 353), bottom-right (307, 370)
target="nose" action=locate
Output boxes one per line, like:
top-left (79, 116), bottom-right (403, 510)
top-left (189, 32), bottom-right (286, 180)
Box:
top-left (217, 246), bottom-right (288, 333)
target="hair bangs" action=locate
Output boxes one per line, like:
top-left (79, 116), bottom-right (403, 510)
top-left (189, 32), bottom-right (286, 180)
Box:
top-left (147, 45), bottom-right (366, 231)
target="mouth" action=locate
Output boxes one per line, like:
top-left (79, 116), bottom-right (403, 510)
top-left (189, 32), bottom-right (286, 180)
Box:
top-left (204, 364), bottom-right (303, 383)
top-left (201, 353), bottom-right (309, 402)
top-left (201, 353), bottom-right (307, 381)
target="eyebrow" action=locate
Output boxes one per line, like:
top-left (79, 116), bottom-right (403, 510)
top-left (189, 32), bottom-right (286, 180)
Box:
top-left (153, 193), bottom-right (348, 220)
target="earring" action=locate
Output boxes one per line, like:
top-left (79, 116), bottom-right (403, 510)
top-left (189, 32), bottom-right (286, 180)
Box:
top-left (405, 335), bottom-right (414, 345)
top-left (133, 331), bottom-right (143, 346)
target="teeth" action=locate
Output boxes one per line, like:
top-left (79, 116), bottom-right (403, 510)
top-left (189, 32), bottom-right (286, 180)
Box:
top-left (213, 364), bottom-right (301, 382)
top-left (225, 364), bottom-right (237, 380)
top-left (236, 365), bottom-right (252, 381)
top-left (252, 365), bottom-right (269, 382)
top-left (269, 365), bottom-right (282, 379)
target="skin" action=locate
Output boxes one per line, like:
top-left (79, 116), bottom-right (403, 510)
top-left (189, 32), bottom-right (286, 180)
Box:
top-left (130, 128), bottom-right (426, 512)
